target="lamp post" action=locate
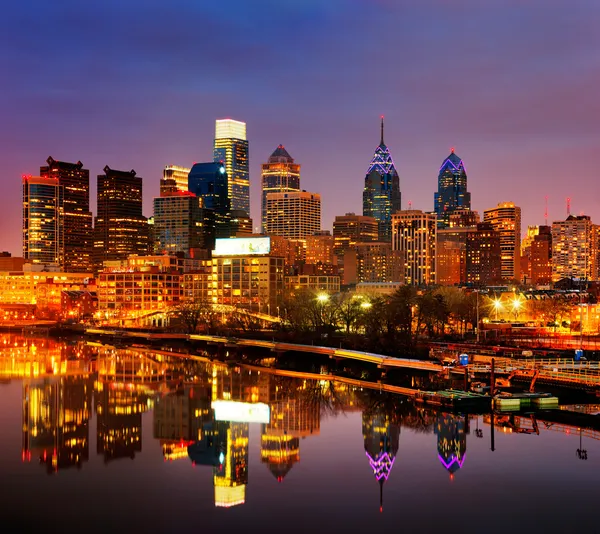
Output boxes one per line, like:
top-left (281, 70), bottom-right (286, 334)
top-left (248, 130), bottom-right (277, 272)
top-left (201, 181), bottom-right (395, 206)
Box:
top-left (475, 291), bottom-right (480, 343)
top-left (493, 298), bottom-right (502, 321)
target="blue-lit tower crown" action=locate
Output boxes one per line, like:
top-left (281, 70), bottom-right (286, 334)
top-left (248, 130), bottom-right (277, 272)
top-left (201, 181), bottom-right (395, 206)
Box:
top-left (434, 149), bottom-right (471, 228)
top-left (362, 118), bottom-right (401, 242)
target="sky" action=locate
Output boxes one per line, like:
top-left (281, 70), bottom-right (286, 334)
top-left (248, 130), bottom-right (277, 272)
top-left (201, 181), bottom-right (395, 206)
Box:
top-left (1, 0), bottom-right (600, 256)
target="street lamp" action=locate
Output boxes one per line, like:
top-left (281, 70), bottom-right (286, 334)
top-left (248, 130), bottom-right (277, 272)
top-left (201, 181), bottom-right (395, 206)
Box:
top-left (512, 297), bottom-right (523, 321)
top-left (492, 298), bottom-right (503, 320)
top-left (361, 301), bottom-right (372, 310)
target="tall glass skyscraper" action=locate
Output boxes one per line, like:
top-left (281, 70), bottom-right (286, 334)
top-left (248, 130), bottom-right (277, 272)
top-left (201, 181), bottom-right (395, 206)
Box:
top-left (213, 119), bottom-right (249, 215)
top-left (261, 145), bottom-right (301, 232)
top-left (188, 162), bottom-right (230, 238)
top-left (362, 118), bottom-right (401, 243)
top-left (434, 149), bottom-right (471, 229)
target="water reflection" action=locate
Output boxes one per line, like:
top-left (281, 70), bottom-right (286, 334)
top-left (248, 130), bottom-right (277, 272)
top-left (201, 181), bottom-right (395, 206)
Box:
top-left (1, 333), bottom-right (599, 523)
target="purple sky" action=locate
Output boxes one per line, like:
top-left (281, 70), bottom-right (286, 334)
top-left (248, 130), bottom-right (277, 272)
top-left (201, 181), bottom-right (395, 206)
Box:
top-left (2, 0), bottom-right (600, 256)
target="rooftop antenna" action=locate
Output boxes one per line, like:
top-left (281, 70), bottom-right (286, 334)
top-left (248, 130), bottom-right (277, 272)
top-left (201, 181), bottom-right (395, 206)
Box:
top-left (566, 197), bottom-right (571, 217)
top-left (380, 115), bottom-right (384, 145)
top-left (408, 200), bottom-right (412, 210)
top-left (544, 195), bottom-right (548, 226)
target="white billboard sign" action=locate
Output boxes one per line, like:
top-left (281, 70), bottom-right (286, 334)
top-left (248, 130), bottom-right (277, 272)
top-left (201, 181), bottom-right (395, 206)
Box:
top-left (212, 400), bottom-right (270, 423)
top-left (213, 237), bottom-right (271, 256)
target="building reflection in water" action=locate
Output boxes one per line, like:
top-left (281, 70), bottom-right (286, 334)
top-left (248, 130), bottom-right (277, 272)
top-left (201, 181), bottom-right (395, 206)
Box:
top-left (22, 375), bottom-right (92, 473)
top-left (435, 413), bottom-right (468, 479)
top-left (362, 411), bottom-right (400, 512)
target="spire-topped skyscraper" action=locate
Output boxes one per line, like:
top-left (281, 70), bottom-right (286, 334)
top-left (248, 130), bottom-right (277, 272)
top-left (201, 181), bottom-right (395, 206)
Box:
top-left (434, 148), bottom-right (471, 229)
top-left (362, 117), bottom-right (401, 242)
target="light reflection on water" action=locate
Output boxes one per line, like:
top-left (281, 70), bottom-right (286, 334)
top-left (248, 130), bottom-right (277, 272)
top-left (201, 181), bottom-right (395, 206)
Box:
top-left (0, 333), bottom-right (599, 533)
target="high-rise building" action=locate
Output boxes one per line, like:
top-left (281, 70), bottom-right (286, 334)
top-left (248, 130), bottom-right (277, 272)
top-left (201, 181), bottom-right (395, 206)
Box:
top-left (22, 175), bottom-right (61, 266)
top-left (343, 242), bottom-right (403, 285)
top-left (153, 192), bottom-right (216, 255)
top-left (483, 202), bottom-right (521, 282)
top-left (39, 157), bottom-right (93, 272)
top-left (229, 210), bottom-right (253, 237)
top-left (213, 119), bottom-right (249, 214)
top-left (551, 215), bottom-right (597, 282)
top-left (261, 145), bottom-right (301, 232)
top-left (188, 162), bottom-right (230, 238)
top-left (391, 210), bottom-right (436, 285)
top-left (521, 225), bottom-right (552, 285)
top-left (305, 232), bottom-right (335, 266)
top-left (436, 227), bottom-right (469, 286)
top-left (435, 414), bottom-right (467, 478)
top-left (434, 149), bottom-right (471, 228)
top-left (94, 166), bottom-right (149, 269)
top-left (265, 191), bottom-right (321, 239)
top-left (465, 222), bottom-right (502, 286)
top-left (333, 213), bottom-right (379, 258)
top-left (362, 118), bottom-right (401, 242)
top-left (448, 209), bottom-right (480, 228)
top-left (161, 165), bottom-right (191, 196)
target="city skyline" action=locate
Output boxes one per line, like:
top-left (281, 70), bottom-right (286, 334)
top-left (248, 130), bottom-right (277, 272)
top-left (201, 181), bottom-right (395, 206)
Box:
top-left (3, 1), bottom-right (600, 257)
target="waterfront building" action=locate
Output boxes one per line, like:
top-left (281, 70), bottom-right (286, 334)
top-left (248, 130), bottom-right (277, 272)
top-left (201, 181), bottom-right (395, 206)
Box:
top-left (265, 191), bottom-right (321, 240)
top-left (182, 261), bottom-right (213, 304)
top-left (39, 157), bottom-right (94, 272)
top-left (261, 145), bottom-right (301, 232)
top-left (434, 149), bottom-right (471, 229)
top-left (551, 215), bottom-right (597, 282)
top-left (94, 166), bottom-right (149, 270)
top-left (465, 222), bottom-right (502, 286)
top-left (188, 162), bottom-right (230, 238)
top-left (22, 175), bottom-right (61, 266)
top-left (483, 202), bottom-right (521, 282)
top-left (213, 119), bottom-right (249, 214)
top-left (333, 213), bottom-right (379, 258)
top-left (391, 210), bottom-right (436, 285)
top-left (153, 192), bottom-right (216, 256)
top-left (160, 165), bottom-right (191, 195)
top-left (211, 237), bottom-right (284, 312)
top-left (362, 118), bottom-right (401, 242)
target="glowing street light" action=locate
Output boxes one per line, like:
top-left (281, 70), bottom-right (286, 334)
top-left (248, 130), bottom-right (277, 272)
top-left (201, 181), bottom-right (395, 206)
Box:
top-left (512, 297), bottom-right (523, 321)
top-left (317, 294), bottom-right (329, 303)
top-left (492, 298), bottom-right (503, 320)
top-left (361, 301), bottom-right (372, 310)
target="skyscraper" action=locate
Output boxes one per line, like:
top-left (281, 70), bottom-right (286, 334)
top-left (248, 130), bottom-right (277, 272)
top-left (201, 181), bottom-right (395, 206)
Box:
top-left (22, 175), bottom-right (61, 265)
top-left (392, 210), bottom-right (436, 285)
top-left (551, 215), bottom-right (596, 282)
top-left (188, 162), bottom-right (230, 238)
top-left (265, 191), bottom-right (321, 239)
top-left (39, 157), bottom-right (93, 272)
top-left (161, 165), bottom-right (191, 196)
top-left (434, 149), bottom-right (471, 228)
top-left (363, 118), bottom-right (401, 242)
top-left (213, 119), bottom-right (249, 214)
top-left (94, 166), bottom-right (149, 269)
top-left (483, 202), bottom-right (521, 282)
top-left (261, 145), bottom-right (301, 232)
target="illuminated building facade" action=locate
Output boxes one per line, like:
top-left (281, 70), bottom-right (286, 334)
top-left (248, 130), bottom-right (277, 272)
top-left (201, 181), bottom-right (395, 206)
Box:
top-left (39, 157), bottom-right (94, 272)
top-left (391, 210), bottom-right (436, 285)
top-left (211, 237), bottom-right (284, 312)
top-left (434, 149), bottom-right (471, 229)
top-left (22, 175), bottom-right (61, 266)
top-left (305, 232), bottom-right (335, 266)
top-left (436, 227), bottom-right (469, 286)
top-left (94, 166), bottom-right (149, 270)
top-left (153, 192), bottom-right (216, 256)
top-left (22, 376), bottom-right (92, 473)
top-left (343, 242), bottom-right (403, 285)
top-left (265, 191), bottom-right (321, 239)
top-left (182, 261), bottom-right (213, 304)
top-left (333, 213), bottom-right (379, 258)
top-left (465, 222), bottom-right (502, 286)
top-left (435, 413), bottom-right (467, 478)
top-left (284, 275), bottom-right (340, 294)
top-left (521, 225), bottom-right (552, 285)
top-left (261, 145), bottom-right (301, 232)
top-left (214, 119), bottom-right (249, 214)
top-left (483, 202), bottom-right (521, 282)
top-left (229, 210), bottom-right (253, 237)
top-left (188, 162), bottom-right (230, 238)
top-left (161, 165), bottom-right (191, 195)
top-left (551, 215), bottom-right (597, 282)
top-left (449, 208), bottom-right (480, 228)
top-left (362, 119), bottom-right (401, 243)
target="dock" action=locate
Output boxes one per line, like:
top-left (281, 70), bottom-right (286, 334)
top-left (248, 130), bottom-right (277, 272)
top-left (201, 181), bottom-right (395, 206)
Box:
top-left (414, 389), bottom-right (492, 410)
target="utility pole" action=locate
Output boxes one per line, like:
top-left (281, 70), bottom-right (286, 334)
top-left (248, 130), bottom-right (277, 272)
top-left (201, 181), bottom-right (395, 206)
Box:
top-left (476, 290), bottom-right (480, 343)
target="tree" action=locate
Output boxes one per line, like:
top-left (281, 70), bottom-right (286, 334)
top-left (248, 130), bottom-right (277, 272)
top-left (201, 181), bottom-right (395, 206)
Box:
top-left (172, 299), bottom-right (213, 334)
top-left (335, 293), bottom-right (364, 334)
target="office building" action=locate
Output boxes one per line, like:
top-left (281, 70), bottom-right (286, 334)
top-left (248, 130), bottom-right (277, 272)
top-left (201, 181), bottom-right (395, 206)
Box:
top-left (436, 227), bottom-right (469, 286)
top-left (551, 215), bottom-right (597, 282)
top-left (214, 119), bottom-right (249, 214)
top-left (261, 145), bottom-right (301, 232)
top-left (343, 242), bottom-right (403, 285)
top-left (161, 165), bottom-right (191, 195)
top-left (265, 191), bottom-right (321, 239)
top-left (94, 166), bottom-right (149, 270)
top-left (39, 157), bottom-right (93, 272)
top-left (229, 210), bottom-right (253, 237)
top-left (434, 149), bottom-right (471, 228)
top-left (333, 213), bottom-right (379, 258)
top-left (22, 175), bottom-right (61, 266)
top-left (153, 192), bottom-right (215, 256)
top-left (363, 118), bottom-right (401, 242)
top-left (521, 226), bottom-right (552, 285)
top-left (465, 222), bottom-right (502, 286)
top-left (188, 162), bottom-right (230, 238)
top-left (391, 210), bottom-right (436, 285)
top-left (449, 209), bottom-right (479, 228)
top-left (305, 232), bottom-right (335, 266)
top-left (483, 202), bottom-right (521, 282)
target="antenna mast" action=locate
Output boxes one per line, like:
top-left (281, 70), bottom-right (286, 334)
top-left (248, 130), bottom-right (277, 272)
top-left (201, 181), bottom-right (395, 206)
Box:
top-left (566, 197), bottom-right (571, 217)
top-left (544, 195), bottom-right (548, 226)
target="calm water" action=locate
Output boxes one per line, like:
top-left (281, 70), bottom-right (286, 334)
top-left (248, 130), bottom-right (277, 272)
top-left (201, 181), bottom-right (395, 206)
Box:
top-left (0, 333), bottom-right (598, 534)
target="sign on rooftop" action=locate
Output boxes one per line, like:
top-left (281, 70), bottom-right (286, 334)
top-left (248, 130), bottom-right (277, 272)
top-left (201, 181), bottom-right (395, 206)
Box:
top-left (213, 237), bottom-right (270, 256)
